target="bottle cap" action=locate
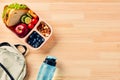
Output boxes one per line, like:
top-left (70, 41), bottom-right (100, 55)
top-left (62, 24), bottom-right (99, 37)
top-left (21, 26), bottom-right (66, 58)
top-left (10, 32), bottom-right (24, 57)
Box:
top-left (44, 56), bottom-right (57, 66)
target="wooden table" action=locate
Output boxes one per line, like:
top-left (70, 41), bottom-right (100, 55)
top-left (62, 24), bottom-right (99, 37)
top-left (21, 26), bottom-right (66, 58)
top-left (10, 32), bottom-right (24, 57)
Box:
top-left (1, 0), bottom-right (120, 80)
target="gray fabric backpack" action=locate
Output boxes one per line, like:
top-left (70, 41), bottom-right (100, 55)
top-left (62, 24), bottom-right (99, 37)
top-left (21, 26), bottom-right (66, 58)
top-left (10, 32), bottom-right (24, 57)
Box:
top-left (0, 42), bottom-right (27, 80)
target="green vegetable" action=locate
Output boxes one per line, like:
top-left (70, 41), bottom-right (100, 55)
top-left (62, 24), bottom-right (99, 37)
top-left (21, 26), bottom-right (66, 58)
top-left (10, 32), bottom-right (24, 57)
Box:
top-left (25, 17), bottom-right (32, 24)
top-left (2, 7), bottom-right (10, 18)
top-left (2, 3), bottom-right (28, 18)
top-left (21, 15), bottom-right (27, 23)
top-left (27, 13), bottom-right (32, 18)
top-left (8, 3), bottom-right (27, 9)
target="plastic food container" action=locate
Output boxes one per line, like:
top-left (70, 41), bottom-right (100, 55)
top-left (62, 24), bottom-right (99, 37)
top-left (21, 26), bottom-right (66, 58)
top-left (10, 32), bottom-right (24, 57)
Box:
top-left (2, 3), bottom-right (53, 49)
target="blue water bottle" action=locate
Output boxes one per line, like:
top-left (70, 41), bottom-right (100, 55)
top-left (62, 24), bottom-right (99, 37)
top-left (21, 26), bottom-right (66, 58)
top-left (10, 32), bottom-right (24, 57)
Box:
top-left (37, 56), bottom-right (57, 80)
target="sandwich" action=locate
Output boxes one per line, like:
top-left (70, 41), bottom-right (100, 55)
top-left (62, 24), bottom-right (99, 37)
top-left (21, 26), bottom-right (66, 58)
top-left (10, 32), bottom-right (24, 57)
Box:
top-left (2, 3), bottom-right (29, 27)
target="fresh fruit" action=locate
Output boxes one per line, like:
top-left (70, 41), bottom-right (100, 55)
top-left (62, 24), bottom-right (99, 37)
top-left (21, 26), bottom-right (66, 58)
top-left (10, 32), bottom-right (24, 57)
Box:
top-left (31, 18), bottom-right (38, 25)
top-left (25, 17), bottom-right (32, 24)
top-left (27, 31), bottom-right (45, 48)
top-left (28, 10), bottom-right (38, 18)
top-left (27, 18), bottom-right (38, 29)
top-left (28, 23), bottom-right (34, 29)
top-left (15, 23), bottom-right (29, 38)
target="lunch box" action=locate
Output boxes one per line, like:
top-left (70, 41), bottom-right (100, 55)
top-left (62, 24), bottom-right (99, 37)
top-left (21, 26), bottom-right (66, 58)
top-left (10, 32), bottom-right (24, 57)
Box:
top-left (2, 4), bottom-right (53, 50)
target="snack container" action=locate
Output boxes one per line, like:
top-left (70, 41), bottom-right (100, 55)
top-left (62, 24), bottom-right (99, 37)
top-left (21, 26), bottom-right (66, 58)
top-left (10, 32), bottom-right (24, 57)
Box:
top-left (2, 3), bottom-right (53, 50)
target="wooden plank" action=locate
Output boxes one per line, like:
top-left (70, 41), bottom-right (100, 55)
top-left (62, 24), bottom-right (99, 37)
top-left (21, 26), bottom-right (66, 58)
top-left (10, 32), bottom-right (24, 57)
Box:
top-left (0, 1), bottom-right (120, 80)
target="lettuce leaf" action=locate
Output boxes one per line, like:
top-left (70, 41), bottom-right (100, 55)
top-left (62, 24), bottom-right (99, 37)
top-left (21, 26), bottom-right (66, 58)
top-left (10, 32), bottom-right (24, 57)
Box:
top-left (2, 3), bottom-right (28, 18)
top-left (8, 3), bottom-right (27, 9)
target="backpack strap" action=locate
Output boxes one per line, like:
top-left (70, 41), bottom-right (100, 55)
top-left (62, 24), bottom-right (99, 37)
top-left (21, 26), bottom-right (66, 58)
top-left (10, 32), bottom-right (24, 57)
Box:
top-left (0, 42), bottom-right (27, 56)
top-left (0, 42), bottom-right (11, 47)
top-left (0, 63), bottom-right (14, 80)
top-left (14, 44), bottom-right (27, 56)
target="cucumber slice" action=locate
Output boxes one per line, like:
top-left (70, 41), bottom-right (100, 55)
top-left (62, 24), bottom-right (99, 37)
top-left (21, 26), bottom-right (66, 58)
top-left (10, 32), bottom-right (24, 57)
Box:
top-left (27, 13), bottom-right (32, 18)
top-left (25, 17), bottom-right (32, 24)
top-left (21, 15), bottom-right (27, 23)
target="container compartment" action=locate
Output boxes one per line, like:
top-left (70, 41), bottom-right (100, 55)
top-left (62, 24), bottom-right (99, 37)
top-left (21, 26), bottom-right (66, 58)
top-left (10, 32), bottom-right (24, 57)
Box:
top-left (37, 21), bottom-right (51, 37)
top-left (2, 3), bottom-right (53, 49)
top-left (12, 10), bottom-right (39, 38)
top-left (26, 31), bottom-right (45, 48)
top-left (2, 3), bottom-right (39, 38)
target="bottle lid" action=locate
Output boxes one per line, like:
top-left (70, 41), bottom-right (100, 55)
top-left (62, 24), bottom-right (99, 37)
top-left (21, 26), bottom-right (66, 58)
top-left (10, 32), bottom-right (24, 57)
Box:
top-left (44, 56), bottom-right (57, 66)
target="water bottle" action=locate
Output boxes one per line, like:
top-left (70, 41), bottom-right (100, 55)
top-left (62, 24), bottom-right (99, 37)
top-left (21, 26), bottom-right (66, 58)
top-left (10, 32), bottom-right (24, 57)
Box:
top-left (37, 56), bottom-right (57, 80)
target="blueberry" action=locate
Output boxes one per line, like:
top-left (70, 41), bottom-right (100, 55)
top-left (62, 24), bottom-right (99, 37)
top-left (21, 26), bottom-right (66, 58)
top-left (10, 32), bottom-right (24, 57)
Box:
top-left (36, 38), bottom-right (39, 41)
top-left (32, 39), bottom-right (36, 43)
top-left (37, 34), bottom-right (40, 37)
top-left (42, 38), bottom-right (45, 41)
top-left (27, 31), bottom-right (45, 48)
top-left (38, 39), bottom-right (41, 42)
top-left (32, 44), bottom-right (36, 48)
top-left (29, 35), bottom-right (33, 38)
top-left (34, 44), bottom-right (38, 48)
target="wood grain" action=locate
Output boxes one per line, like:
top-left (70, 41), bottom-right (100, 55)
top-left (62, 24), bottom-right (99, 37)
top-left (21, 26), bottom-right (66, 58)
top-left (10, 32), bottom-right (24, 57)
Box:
top-left (0, 0), bottom-right (120, 80)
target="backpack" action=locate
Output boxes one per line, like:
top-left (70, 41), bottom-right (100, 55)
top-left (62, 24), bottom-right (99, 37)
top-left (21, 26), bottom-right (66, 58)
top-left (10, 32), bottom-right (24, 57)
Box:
top-left (0, 42), bottom-right (27, 80)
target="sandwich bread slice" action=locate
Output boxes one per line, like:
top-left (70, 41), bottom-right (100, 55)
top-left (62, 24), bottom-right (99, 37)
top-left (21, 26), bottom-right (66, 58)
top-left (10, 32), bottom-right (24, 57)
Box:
top-left (6, 9), bottom-right (28, 27)
top-left (2, 3), bottom-right (29, 27)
